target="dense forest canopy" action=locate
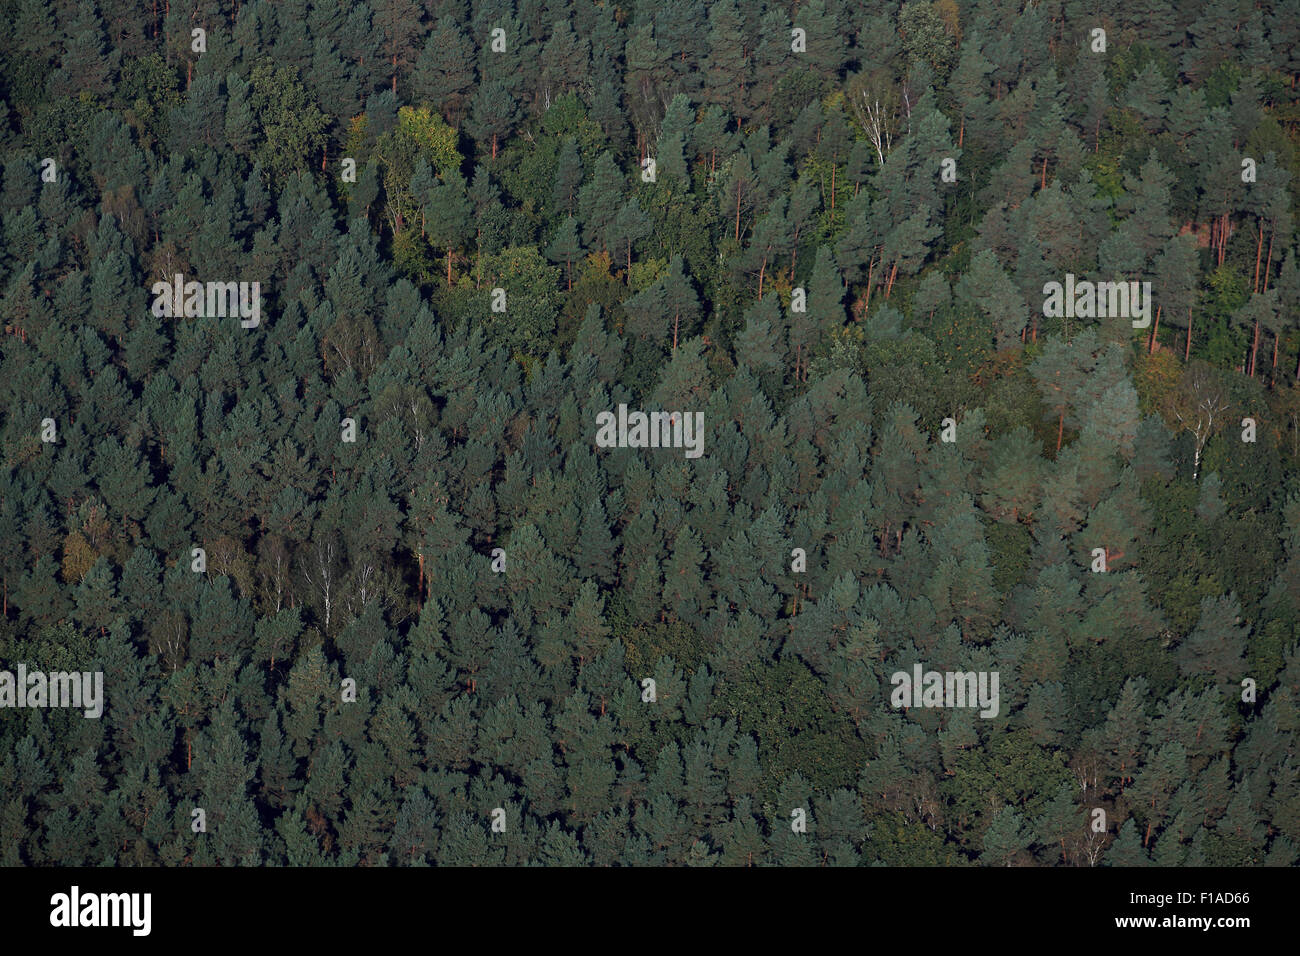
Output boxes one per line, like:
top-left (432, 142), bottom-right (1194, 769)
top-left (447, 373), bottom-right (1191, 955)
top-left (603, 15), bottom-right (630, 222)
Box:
top-left (0, 0), bottom-right (1298, 866)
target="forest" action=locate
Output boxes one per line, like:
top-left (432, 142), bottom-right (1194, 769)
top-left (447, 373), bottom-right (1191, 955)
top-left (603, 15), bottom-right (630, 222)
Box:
top-left (0, 0), bottom-right (1298, 866)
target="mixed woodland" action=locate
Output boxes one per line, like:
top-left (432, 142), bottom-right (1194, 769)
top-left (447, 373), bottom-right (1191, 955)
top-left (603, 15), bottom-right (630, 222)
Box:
top-left (1, 0), bottom-right (1299, 865)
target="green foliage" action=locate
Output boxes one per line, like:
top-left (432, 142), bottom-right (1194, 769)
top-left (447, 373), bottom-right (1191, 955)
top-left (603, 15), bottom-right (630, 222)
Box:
top-left (868, 813), bottom-right (965, 866)
top-left (943, 730), bottom-right (1072, 837)
top-left (248, 63), bottom-right (329, 186)
top-left (712, 659), bottom-right (869, 791)
top-left (477, 245), bottom-right (561, 355)
top-left (0, 0), bottom-right (1295, 870)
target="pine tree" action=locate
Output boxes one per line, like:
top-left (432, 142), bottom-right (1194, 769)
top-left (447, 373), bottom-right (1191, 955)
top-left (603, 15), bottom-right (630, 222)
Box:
top-left (465, 80), bottom-right (520, 160)
top-left (426, 167), bottom-right (473, 287)
top-left (703, 0), bottom-right (747, 126)
top-left (1177, 594), bottom-right (1249, 688)
top-left (413, 17), bottom-right (477, 125)
top-left (605, 196), bottom-right (651, 282)
top-left (795, 0), bottom-right (846, 83)
top-left (1152, 233), bottom-right (1200, 356)
top-left (578, 151), bottom-right (625, 253)
top-left (656, 94), bottom-right (693, 185)
top-left (538, 16), bottom-right (589, 108)
top-left (551, 137), bottom-right (583, 216)
top-left (545, 215), bottom-right (583, 291)
top-left (956, 249), bottom-right (1026, 351)
top-left (980, 805), bottom-right (1032, 866)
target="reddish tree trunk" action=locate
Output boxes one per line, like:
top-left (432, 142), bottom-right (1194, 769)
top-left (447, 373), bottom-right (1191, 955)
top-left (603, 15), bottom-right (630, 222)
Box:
top-left (863, 256), bottom-right (876, 318)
